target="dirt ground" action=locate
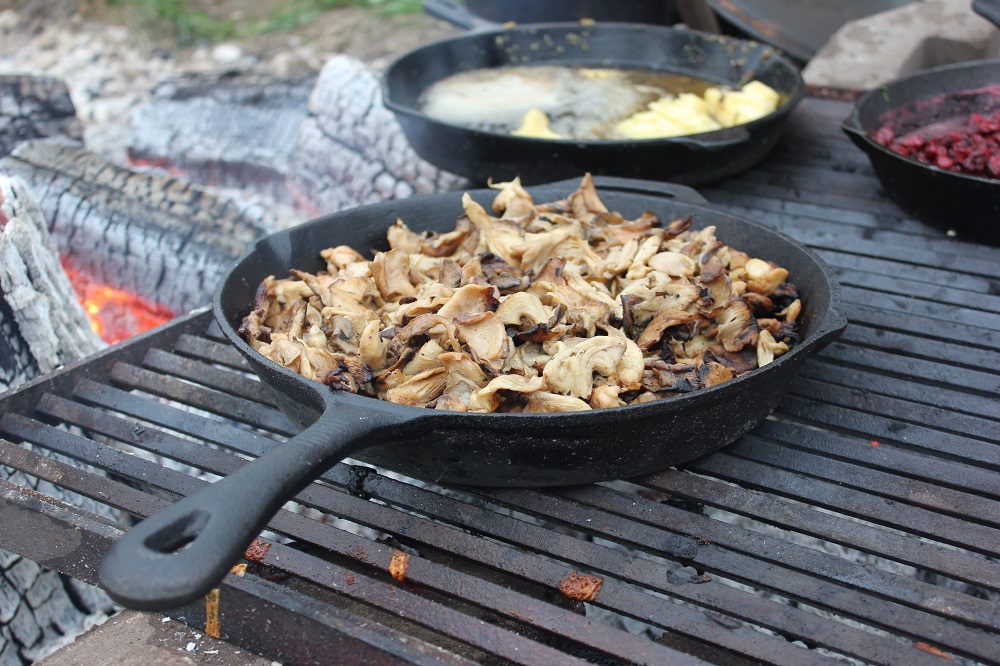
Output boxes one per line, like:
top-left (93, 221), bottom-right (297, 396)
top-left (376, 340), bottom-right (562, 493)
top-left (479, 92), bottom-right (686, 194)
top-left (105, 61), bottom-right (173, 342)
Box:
top-left (0, 0), bottom-right (456, 162)
top-left (1, 0), bottom-right (456, 67)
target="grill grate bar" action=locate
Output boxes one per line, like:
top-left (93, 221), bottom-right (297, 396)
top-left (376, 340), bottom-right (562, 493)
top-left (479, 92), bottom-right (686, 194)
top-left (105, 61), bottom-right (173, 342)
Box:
top-left (799, 362), bottom-right (999, 419)
top-left (174, 333), bottom-right (251, 370)
top-left (819, 342), bottom-right (999, 395)
top-left (30, 396), bottom-right (905, 663)
top-left (788, 378), bottom-right (999, 441)
top-left (109, 362), bottom-right (298, 436)
top-left (777, 396), bottom-right (1000, 468)
top-left (475, 487), bottom-right (1000, 662)
top-left (811, 248), bottom-right (997, 295)
top-left (753, 421), bottom-right (1000, 498)
top-left (143, 347), bottom-right (276, 407)
top-left (730, 435), bottom-right (1000, 525)
top-left (644, 467), bottom-right (1000, 590)
top-left (0, 435), bottom-right (671, 666)
top-left (0, 476), bottom-right (472, 666)
top-left (682, 451), bottom-right (1000, 555)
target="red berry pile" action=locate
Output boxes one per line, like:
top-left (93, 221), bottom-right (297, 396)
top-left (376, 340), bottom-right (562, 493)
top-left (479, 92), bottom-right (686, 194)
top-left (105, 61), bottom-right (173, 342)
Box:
top-left (873, 110), bottom-right (1000, 179)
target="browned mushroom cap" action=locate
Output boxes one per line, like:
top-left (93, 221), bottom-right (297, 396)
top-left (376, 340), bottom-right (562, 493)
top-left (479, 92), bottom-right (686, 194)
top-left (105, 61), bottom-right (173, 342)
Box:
top-left (649, 251), bottom-right (696, 278)
top-left (642, 360), bottom-right (699, 393)
top-left (543, 335), bottom-right (642, 399)
top-left (697, 361), bottom-right (735, 388)
top-left (463, 193), bottom-right (525, 266)
top-left (525, 391), bottom-right (592, 413)
top-left (743, 258), bottom-right (789, 295)
top-left (371, 249), bottom-right (416, 301)
top-left (479, 254), bottom-right (529, 292)
top-left (777, 298), bottom-right (802, 323)
top-left (496, 292), bottom-right (550, 327)
top-left (756, 329), bottom-right (790, 367)
top-left (716, 299), bottom-right (758, 353)
top-left (437, 284), bottom-right (500, 321)
top-left (468, 374), bottom-right (545, 412)
top-left (317, 353), bottom-right (375, 395)
top-left (454, 311), bottom-right (512, 372)
top-left (321, 245), bottom-right (368, 274)
top-left (567, 173), bottom-right (609, 220)
top-left (590, 384), bottom-right (625, 408)
top-left (637, 309), bottom-right (699, 350)
top-left (490, 177), bottom-right (536, 221)
top-left (742, 292), bottom-right (774, 316)
top-left (387, 219), bottom-right (423, 253)
top-left (662, 215), bottom-right (694, 240)
top-left (358, 319), bottom-right (387, 371)
top-left (703, 348), bottom-right (759, 375)
top-left (384, 367), bottom-right (448, 406)
top-left (389, 313), bottom-right (461, 359)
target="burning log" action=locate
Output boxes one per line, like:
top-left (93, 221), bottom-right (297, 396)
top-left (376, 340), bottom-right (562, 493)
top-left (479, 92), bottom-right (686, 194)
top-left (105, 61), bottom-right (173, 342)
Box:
top-left (0, 174), bottom-right (116, 664)
top-left (0, 175), bottom-right (101, 391)
top-left (128, 72), bottom-right (315, 204)
top-left (124, 56), bottom-right (464, 216)
top-left (0, 139), bottom-right (270, 314)
top-left (287, 55), bottom-right (466, 216)
top-left (0, 75), bottom-right (82, 157)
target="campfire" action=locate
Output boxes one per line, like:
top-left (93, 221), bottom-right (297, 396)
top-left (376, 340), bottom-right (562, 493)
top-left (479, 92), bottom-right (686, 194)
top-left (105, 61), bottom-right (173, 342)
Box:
top-left (61, 261), bottom-right (174, 344)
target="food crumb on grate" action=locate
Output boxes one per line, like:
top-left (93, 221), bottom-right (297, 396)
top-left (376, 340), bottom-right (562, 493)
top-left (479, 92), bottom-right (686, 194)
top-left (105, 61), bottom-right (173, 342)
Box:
top-left (559, 572), bottom-right (603, 602)
top-left (230, 563), bottom-right (248, 577)
top-left (389, 551), bottom-right (409, 582)
top-left (914, 642), bottom-right (952, 660)
top-left (244, 539), bottom-right (271, 562)
top-left (345, 574), bottom-right (356, 586)
top-left (870, 440), bottom-right (880, 447)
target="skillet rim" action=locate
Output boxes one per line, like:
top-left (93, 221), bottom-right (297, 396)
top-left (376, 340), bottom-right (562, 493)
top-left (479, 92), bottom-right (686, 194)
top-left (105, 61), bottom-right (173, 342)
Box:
top-left (381, 22), bottom-right (806, 148)
top-left (214, 184), bottom-right (844, 426)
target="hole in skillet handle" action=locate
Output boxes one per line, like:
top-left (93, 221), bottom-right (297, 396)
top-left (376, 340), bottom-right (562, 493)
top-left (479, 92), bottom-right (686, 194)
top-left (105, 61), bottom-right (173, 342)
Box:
top-left (98, 397), bottom-right (405, 611)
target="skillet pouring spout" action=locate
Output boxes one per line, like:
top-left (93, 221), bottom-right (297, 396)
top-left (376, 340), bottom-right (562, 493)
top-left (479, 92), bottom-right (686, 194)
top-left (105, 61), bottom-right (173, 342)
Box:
top-left (98, 392), bottom-right (414, 611)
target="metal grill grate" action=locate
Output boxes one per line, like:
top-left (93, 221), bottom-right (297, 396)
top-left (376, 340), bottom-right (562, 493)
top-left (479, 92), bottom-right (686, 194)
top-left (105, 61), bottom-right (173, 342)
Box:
top-left (1, 98), bottom-right (998, 665)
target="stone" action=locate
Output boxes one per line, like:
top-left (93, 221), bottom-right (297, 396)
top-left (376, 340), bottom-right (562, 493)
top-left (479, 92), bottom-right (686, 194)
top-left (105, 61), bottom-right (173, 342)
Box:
top-left (7, 603), bottom-right (41, 651)
top-left (804, 0), bottom-right (1000, 90)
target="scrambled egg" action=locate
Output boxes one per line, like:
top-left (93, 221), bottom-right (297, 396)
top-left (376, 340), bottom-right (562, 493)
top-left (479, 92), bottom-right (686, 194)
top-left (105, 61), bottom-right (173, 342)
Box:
top-left (615, 80), bottom-right (780, 140)
top-left (512, 108), bottom-right (563, 139)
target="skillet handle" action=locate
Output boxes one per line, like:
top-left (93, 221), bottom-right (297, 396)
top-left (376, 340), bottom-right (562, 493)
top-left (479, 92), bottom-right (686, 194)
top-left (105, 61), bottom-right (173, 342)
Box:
top-left (423, 0), bottom-right (496, 30)
top-left (98, 397), bottom-right (395, 611)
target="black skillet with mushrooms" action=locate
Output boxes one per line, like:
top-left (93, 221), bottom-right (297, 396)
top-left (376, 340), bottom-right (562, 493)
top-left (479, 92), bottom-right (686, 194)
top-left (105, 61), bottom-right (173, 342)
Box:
top-left (240, 175), bottom-right (801, 413)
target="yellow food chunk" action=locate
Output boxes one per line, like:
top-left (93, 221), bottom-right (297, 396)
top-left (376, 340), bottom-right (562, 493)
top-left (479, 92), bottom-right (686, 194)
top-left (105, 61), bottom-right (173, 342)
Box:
top-left (614, 80), bottom-right (781, 140)
top-left (704, 81), bottom-right (781, 127)
top-left (512, 109), bottom-right (562, 139)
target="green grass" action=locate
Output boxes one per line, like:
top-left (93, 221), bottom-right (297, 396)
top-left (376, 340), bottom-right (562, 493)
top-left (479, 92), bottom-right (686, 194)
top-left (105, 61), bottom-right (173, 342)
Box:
top-left (105, 0), bottom-right (424, 44)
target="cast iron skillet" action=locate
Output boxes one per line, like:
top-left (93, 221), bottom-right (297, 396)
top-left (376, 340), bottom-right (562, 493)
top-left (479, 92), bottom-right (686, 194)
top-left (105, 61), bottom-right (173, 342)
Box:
top-left (98, 177), bottom-right (846, 611)
top-left (385, 3), bottom-right (804, 186)
top-left (706, 0), bottom-right (915, 64)
top-left (842, 59), bottom-right (1000, 245)
top-left (462, 0), bottom-right (680, 26)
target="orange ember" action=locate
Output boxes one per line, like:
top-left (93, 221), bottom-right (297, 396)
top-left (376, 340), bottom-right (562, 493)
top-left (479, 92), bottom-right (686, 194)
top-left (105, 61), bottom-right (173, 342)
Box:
top-left (62, 262), bottom-right (175, 344)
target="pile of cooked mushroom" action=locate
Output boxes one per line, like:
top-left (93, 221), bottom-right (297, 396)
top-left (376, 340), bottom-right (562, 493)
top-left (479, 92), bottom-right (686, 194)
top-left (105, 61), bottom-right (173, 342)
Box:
top-left (240, 175), bottom-right (802, 413)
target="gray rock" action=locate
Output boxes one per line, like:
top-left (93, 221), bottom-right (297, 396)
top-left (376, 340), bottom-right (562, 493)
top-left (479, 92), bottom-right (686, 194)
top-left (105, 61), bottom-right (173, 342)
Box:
top-left (804, 0), bottom-right (1000, 90)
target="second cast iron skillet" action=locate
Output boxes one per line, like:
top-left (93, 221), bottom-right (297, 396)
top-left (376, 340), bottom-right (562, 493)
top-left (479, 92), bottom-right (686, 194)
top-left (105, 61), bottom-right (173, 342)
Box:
top-left (99, 177), bottom-right (846, 611)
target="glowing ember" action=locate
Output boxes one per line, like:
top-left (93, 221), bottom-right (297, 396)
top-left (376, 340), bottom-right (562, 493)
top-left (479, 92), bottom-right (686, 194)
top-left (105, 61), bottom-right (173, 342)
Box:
top-left (62, 261), bottom-right (175, 344)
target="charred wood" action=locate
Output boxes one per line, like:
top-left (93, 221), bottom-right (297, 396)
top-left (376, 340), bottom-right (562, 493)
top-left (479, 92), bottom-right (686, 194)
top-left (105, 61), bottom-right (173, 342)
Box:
top-left (0, 75), bottom-right (81, 158)
top-left (288, 55), bottom-right (465, 216)
top-left (0, 175), bottom-right (101, 392)
top-left (128, 72), bottom-right (315, 204)
top-left (0, 175), bottom-right (114, 664)
top-left (0, 139), bottom-right (269, 314)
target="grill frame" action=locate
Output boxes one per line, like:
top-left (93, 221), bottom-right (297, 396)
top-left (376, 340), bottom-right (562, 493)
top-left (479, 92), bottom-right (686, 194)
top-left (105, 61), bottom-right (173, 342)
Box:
top-left (1, 97), bottom-right (999, 665)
